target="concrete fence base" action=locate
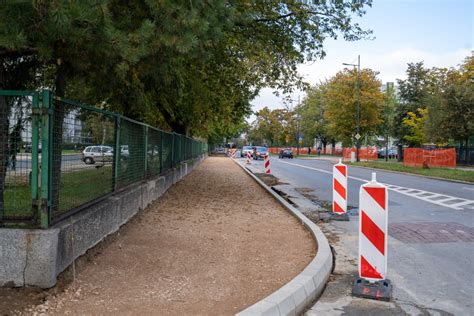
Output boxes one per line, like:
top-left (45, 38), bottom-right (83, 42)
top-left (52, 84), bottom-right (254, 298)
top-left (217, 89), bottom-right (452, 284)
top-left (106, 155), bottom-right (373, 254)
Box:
top-left (0, 155), bottom-right (206, 288)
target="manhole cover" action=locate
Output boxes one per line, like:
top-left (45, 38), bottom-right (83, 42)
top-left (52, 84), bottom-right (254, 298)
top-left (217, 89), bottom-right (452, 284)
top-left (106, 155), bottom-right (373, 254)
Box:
top-left (389, 222), bottom-right (474, 243)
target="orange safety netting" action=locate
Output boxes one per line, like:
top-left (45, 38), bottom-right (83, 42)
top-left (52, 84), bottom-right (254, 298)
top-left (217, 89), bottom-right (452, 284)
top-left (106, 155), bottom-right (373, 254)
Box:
top-left (403, 148), bottom-right (456, 168)
top-left (342, 147), bottom-right (378, 162)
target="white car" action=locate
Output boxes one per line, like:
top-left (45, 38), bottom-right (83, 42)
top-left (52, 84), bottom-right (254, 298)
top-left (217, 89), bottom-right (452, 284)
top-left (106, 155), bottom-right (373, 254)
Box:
top-left (82, 145), bottom-right (114, 164)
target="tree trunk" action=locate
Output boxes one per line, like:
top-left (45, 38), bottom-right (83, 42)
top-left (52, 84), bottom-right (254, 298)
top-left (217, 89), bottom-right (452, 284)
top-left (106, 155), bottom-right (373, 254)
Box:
top-left (50, 60), bottom-right (67, 216)
top-left (0, 59), bottom-right (9, 219)
top-left (397, 144), bottom-right (403, 162)
top-left (464, 137), bottom-right (469, 164)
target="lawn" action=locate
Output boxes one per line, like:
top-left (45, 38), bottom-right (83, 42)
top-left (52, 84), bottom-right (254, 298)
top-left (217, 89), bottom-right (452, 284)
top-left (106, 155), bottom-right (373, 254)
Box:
top-left (350, 160), bottom-right (474, 183)
top-left (3, 166), bottom-right (113, 219)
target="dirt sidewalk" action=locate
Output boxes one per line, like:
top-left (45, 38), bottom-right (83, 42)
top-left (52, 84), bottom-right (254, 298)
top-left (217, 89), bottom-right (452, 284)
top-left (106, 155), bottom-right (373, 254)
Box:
top-left (13, 156), bottom-right (315, 315)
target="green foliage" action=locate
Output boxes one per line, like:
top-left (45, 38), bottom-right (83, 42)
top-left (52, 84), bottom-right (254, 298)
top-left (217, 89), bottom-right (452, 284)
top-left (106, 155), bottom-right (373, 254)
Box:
top-left (298, 83), bottom-right (332, 148)
top-left (248, 107), bottom-right (298, 146)
top-left (324, 68), bottom-right (384, 146)
top-left (395, 57), bottom-right (473, 148)
top-left (402, 108), bottom-right (427, 146)
top-left (0, 0), bottom-right (373, 141)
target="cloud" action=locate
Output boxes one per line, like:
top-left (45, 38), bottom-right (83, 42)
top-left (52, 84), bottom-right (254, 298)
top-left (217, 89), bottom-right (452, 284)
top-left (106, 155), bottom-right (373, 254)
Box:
top-left (249, 47), bottom-right (471, 122)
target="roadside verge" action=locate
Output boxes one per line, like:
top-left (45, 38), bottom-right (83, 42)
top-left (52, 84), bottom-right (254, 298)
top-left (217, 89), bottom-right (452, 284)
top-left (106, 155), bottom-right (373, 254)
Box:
top-left (232, 158), bottom-right (333, 316)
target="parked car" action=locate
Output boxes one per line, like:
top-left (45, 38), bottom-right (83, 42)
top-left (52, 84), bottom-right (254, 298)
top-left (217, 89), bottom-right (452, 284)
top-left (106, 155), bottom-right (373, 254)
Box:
top-left (241, 146), bottom-right (253, 158)
top-left (253, 146), bottom-right (269, 160)
top-left (279, 148), bottom-right (293, 159)
top-left (378, 147), bottom-right (398, 159)
top-left (82, 145), bottom-right (114, 164)
top-left (120, 145), bottom-right (130, 158)
top-left (24, 143), bottom-right (42, 153)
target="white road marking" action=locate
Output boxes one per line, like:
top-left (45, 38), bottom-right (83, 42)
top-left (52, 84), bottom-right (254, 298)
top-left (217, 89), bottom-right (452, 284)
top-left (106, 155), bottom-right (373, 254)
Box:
top-left (275, 159), bottom-right (474, 210)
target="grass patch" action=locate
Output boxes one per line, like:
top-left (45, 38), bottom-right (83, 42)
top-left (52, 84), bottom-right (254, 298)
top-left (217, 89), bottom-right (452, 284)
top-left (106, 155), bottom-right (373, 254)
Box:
top-left (3, 166), bottom-right (113, 219)
top-left (350, 161), bottom-right (474, 183)
top-left (57, 166), bottom-right (113, 214)
top-left (4, 185), bottom-right (32, 218)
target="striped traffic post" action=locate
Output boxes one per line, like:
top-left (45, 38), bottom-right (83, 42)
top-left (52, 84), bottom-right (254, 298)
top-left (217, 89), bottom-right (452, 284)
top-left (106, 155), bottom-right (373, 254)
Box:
top-left (331, 159), bottom-right (349, 221)
top-left (264, 153), bottom-right (270, 174)
top-left (246, 151), bottom-right (251, 164)
top-left (352, 172), bottom-right (392, 301)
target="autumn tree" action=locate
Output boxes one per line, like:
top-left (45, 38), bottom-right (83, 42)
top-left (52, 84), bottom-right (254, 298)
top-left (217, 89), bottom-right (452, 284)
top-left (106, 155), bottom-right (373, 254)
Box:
top-left (324, 68), bottom-right (384, 146)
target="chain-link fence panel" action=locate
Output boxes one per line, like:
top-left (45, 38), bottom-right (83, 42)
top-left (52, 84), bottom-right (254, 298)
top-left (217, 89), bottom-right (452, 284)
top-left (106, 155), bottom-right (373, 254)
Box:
top-left (1, 89), bottom-right (207, 227)
top-left (147, 127), bottom-right (161, 177)
top-left (117, 118), bottom-right (146, 189)
top-left (161, 131), bottom-right (173, 172)
top-left (51, 98), bottom-right (115, 221)
top-left (0, 93), bottom-right (35, 222)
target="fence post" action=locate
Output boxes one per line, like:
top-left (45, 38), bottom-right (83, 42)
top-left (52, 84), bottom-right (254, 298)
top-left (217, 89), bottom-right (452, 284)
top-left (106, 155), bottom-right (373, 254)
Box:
top-left (112, 115), bottom-right (120, 191)
top-left (171, 133), bottom-right (175, 167)
top-left (30, 92), bottom-right (40, 225)
top-left (159, 130), bottom-right (163, 173)
top-left (144, 125), bottom-right (148, 177)
top-left (39, 90), bottom-right (51, 228)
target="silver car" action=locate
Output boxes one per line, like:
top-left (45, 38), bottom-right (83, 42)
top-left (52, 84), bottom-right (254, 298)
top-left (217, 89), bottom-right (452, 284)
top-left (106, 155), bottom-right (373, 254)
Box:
top-left (82, 145), bottom-right (114, 164)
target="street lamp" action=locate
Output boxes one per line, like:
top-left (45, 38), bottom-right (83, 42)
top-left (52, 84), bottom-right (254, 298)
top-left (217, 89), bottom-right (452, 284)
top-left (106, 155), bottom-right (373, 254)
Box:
top-left (343, 55), bottom-right (361, 162)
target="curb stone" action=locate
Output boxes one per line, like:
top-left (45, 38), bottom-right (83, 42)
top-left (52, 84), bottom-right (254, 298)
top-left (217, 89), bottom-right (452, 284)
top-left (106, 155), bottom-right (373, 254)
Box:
top-left (231, 158), bottom-right (333, 316)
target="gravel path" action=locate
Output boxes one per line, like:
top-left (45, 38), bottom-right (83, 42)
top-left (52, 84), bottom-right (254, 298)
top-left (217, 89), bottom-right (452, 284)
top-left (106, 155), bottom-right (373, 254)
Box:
top-left (22, 156), bottom-right (315, 315)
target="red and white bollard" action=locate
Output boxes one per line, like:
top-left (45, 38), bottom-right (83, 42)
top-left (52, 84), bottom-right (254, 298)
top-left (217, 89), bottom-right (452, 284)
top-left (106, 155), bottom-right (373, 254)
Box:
top-left (333, 158), bottom-right (347, 214)
top-left (331, 159), bottom-right (349, 221)
top-left (246, 151), bottom-right (251, 164)
top-left (264, 153), bottom-right (270, 174)
top-left (353, 172), bottom-right (392, 301)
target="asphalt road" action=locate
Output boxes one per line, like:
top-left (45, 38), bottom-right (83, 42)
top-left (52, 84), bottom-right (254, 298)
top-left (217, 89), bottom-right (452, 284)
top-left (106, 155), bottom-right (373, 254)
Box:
top-left (241, 156), bottom-right (474, 315)
top-left (7, 154), bottom-right (85, 171)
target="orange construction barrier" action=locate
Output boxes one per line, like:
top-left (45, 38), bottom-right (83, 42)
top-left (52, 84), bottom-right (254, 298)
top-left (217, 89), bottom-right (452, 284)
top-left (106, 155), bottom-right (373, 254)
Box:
top-left (343, 147), bottom-right (378, 162)
top-left (403, 148), bottom-right (456, 168)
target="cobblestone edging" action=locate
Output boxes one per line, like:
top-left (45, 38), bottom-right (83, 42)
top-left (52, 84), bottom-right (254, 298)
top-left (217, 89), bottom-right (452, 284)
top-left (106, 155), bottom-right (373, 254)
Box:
top-left (232, 159), bottom-right (333, 316)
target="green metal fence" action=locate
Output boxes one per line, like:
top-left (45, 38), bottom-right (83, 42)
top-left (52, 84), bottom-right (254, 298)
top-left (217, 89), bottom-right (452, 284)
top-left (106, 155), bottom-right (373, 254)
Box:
top-left (0, 90), bottom-right (208, 228)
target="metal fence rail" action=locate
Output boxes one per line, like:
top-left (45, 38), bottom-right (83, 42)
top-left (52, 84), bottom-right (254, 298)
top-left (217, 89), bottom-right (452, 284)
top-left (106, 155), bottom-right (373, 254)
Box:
top-left (0, 90), bottom-right (208, 228)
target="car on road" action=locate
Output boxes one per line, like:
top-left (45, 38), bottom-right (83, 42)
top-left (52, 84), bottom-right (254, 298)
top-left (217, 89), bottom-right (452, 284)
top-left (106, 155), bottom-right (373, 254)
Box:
top-left (82, 145), bottom-right (114, 164)
top-left (279, 148), bottom-right (293, 159)
top-left (253, 146), bottom-right (269, 160)
top-left (241, 146), bottom-right (253, 158)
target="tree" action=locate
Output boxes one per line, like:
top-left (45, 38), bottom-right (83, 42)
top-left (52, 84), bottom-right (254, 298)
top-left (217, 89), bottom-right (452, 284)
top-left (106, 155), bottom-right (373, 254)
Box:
top-left (402, 108), bottom-right (428, 146)
top-left (298, 82), bottom-right (332, 149)
top-left (324, 68), bottom-right (384, 146)
top-left (393, 62), bottom-right (430, 146)
top-left (441, 56), bottom-right (474, 161)
top-left (378, 83), bottom-right (398, 159)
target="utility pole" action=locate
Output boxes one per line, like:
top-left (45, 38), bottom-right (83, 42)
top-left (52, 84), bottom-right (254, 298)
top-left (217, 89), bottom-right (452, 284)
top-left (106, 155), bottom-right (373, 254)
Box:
top-left (343, 55), bottom-right (361, 162)
top-left (297, 95), bottom-right (301, 156)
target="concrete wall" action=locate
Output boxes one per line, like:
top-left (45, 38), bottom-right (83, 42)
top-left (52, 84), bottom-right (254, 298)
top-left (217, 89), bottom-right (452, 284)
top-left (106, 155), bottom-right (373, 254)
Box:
top-left (0, 155), bottom-right (206, 288)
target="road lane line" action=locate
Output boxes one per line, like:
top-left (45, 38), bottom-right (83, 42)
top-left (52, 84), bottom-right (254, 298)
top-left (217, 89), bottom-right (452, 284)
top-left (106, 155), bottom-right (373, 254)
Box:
top-left (275, 159), bottom-right (473, 210)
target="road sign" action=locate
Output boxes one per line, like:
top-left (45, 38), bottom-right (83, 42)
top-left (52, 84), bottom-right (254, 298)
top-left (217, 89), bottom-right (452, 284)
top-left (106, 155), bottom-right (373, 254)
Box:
top-left (355, 133), bottom-right (361, 140)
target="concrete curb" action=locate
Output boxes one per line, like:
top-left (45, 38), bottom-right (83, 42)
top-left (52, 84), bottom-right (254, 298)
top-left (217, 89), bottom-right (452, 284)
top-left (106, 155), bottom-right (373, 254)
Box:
top-left (231, 158), bottom-right (333, 316)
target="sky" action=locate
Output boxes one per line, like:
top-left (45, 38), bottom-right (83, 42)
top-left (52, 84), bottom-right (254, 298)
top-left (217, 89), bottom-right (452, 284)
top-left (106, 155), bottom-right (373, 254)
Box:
top-left (249, 0), bottom-right (473, 121)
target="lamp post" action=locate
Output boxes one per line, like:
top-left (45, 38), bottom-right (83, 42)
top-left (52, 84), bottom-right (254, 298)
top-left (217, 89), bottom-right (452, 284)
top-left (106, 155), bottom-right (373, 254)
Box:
top-left (343, 55), bottom-right (361, 162)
